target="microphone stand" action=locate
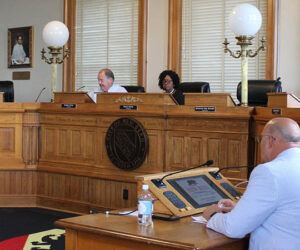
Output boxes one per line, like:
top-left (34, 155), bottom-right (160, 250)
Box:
top-left (152, 160), bottom-right (214, 188)
top-left (35, 87), bottom-right (46, 102)
top-left (76, 86), bottom-right (85, 91)
top-left (209, 165), bottom-right (254, 180)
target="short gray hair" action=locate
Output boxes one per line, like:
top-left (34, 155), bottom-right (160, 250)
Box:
top-left (269, 123), bottom-right (300, 142)
top-left (100, 68), bottom-right (114, 81)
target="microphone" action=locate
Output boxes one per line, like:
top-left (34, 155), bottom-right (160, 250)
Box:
top-left (35, 87), bottom-right (46, 102)
top-left (209, 165), bottom-right (254, 180)
top-left (76, 86), bottom-right (85, 91)
top-left (152, 160), bottom-right (214, 188)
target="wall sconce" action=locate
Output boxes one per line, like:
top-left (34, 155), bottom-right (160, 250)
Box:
top-left (223, 3), bottom-right (266, 106)
top-left (41, 21), bottom-right (69, 101)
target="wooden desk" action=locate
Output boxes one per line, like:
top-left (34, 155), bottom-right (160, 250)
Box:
top-left (0, 94), bottom-right (253, 213)
top-left (56, 213), bottom-right (248, 250)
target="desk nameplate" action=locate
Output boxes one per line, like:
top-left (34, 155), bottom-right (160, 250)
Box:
top-left (195, 106), bottom-right (216, 112)
top-left (62, 104), bottom-right (77, 108)
top-left (120, 105), bottom-right (138, 110)
top-left (272, 109), bottom-right (282, 115)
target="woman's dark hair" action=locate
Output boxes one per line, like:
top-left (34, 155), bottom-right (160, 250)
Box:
top-left (158, 70), bottom-right (180, 90)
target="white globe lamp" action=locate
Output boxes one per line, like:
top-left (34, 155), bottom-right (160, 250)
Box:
top-left (229, 4), bottom-right (262, 36)
top-left (41, 21), bottom-right (70, 102)
top-left (42, 21), bottom-right (69, 47)
top-left (223, 4), bottom-right (266, 107)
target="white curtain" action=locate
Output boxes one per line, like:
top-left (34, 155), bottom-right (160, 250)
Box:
top-left (75, 0), bottom-right (139, 91)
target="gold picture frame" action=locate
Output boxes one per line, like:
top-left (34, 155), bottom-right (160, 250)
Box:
top-left (8, 26), bottom-right (33, 68)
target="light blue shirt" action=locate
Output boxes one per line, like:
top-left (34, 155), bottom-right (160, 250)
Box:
top-left (207, 147), bottom-right (300, 250)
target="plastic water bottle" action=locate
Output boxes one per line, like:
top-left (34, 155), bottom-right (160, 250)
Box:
top-left (138, 184), bottom-right (153, 226)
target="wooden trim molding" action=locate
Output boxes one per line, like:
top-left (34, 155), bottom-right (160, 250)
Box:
top-left (138, 0), bottom-right (148, 87)
top-left (266, 0), bottom-right (277, 80)
top-left (63, 0), bottom-right (147, 91)
top-left (168, 0), bottom-right (182, 76)
top-left (63, 0), bottom-right (76, 92)
top-left (169, 0), bottom-right (276, 80)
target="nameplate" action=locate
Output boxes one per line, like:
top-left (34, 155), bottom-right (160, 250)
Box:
top-left (13, 71), bottom-right (30, 80)
top-left (120, 105), bottom-right (137, 110)
top-left (272, 109), bottom-right (282, 115)
top-left (61, 104), bottom-right (77, 108)
top-left (194, 106), bottom-right (216, 112)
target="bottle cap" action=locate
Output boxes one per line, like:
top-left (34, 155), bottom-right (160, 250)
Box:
top-left (142, 184), bottom-right (149, 190)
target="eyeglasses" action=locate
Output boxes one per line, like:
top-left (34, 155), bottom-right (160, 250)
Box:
top-left (162, 79), bottom-right (173, 84)
top-left (255, 134), bottom-right (276, 143)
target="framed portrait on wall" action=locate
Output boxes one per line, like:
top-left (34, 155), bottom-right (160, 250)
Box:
top-left (8, 26), bottom-right (33, 68)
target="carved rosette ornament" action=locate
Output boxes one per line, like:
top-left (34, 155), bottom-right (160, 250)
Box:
top-left (115, 96), bottom-right (143, 103)
top-left (105, 118), bottom-right (149, 170)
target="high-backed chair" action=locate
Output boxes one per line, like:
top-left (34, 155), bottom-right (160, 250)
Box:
top-left (122, 85), bottom-right (145, 92)
top-left (236, 78), bottom-right (282, 106)
top-left (0, 81), bottom-right (14, 102)
top-left (178, 82), bottom-right (210, 93)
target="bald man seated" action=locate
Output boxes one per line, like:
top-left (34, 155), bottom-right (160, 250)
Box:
top-left (88, 68), bottom-right (127, 102)
top-left (203, 117), bottom-right (300, 250)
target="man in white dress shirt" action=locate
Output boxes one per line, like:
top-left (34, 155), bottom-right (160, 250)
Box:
top-left (88, 68), bottom-right (127, 102)
top-left (203, 117), bottom-right (300, 250)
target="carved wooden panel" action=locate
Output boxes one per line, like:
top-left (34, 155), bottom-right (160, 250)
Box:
top-left (189, 137), bottom-right (203, 166)
top-left (0, 127), bottom-right (15, 152)
top-left (23, 126), bottom-right (39, 167)
top-left (0, 104), bottom-right (254, 211)
top-left (166, 135), bottom-right (184, 169)
top-left (0, 105), bottom-right (39, 170)
top-left (44, 127), bottom-right (55, 155)
top-left (71, 129), bottom-right (82, 156)
top-left (207, 138), bottom-right (222, 166)
top-left (143, 130), bottom-right (164, 169)
top-left (166, 131), bottom-right (249, 180)
top-left (40, 112), bottom-right (165, 174)
top-left (85, 130), bottom-right (97, 159)
top-left (223, 139), bottom-right (246, 179)
top-left (41, 125), bottom-right (98, 164)
top-left (58, 129), bottom-right (68, 155)
top-left (0, 123), bottom-right (23, 167)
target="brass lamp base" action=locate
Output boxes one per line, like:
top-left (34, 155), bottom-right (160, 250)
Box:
top-left (223, 36), bottom-right (266, 106)
top-left (41, 47), bottom-right (69, 101)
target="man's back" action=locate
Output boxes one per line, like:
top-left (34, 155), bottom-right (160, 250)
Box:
top-left (207, 147), bottom-right (300, 250)
top-left (249, 147), bottom-right (300, 250)
top-left (205, 117), bottom-right (300, 250)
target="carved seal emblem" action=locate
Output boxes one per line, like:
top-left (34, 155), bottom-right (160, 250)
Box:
top-left (105, 118), bottom-right (149, 170)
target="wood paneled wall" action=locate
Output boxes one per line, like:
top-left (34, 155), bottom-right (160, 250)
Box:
top-left (5, 102), bottom-right (298, 213)
top-left (0, 104), bottom-right (39, 207)
top-left (36, 103), bottom-right (253, 212)
top-left (0, 171), bottom-right (37, 206)
top-left (36, 172), bottom-right (137, 213)
top-left (38, 111), bottom-right (165, 176)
